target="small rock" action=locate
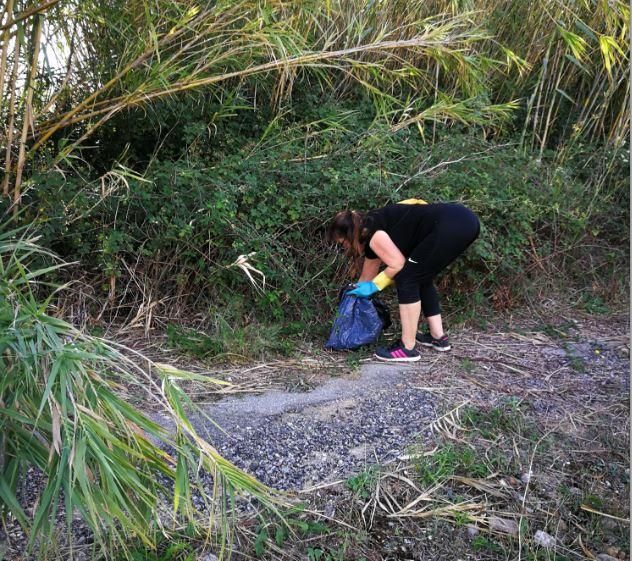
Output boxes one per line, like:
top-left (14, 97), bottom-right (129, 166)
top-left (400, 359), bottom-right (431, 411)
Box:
top-left (536, 474), bottom-right (558, 498)
top-left (606, 546), bottom-right (621, 558)
top-left (533, 530), bottom-right (556, 549)
top-left (506, 476), bottom-right (521, 487)
top-left (489, 516), bottom-right (519, 536)
top-left (520, 472), bottom-right (532, 484)
top-left (199, 554), bottom-right (219, 561)
top-left (324, 502), bottom-right (336, 518)
top-left (602, 518), bottom-right (620, 530)
top-left (466, 525), bottom-right (479, 538)
top-left (596, 555), bottom-right (618, 561)
top-left (500, 476), bottom-right (520, 488)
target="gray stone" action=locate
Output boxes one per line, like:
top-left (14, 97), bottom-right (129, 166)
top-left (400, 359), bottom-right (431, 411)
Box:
top-left (534, 530), bottom-right (556, 548)
top-left (466, 525), bottom-right (480, 538)
top-left (542, 348), bottom-right (568, 359)
top-left (601, 517), bottom-right (620, 530)
top-left (489, 516), bottom-right (519, 536)
top-left (596, 555), bottom-right (619, 561)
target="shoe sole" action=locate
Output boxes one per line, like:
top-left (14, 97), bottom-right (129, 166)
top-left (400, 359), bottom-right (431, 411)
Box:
top-left (374, 354), bottom-right (421, 362)
top-left (419, 342), bottom-right (452, 352)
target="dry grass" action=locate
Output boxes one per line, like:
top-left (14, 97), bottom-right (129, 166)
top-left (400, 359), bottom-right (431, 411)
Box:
top-left (219, 308), bottom-right (629, 560)
top-left (31, 303), bottom-right (626, 560)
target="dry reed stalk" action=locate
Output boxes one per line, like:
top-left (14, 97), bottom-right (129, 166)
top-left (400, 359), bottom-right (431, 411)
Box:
top-left (2, 35), bottom-right (20, 197)
top-left (389, 500), bottom-right (485, 520)
top-left (527, 40), bottom-right (550, 153)
top-left (538, 54), bottom-right (564, 160)
top-left (13, 14), bottom-right (42, 209)
top-left (428, 400), bottom-right (470, 442)
top-left (450, 475), bottom-right (509, 499)
top-left (0, 0), bottom-right (16, 126)
top-left (579, 504), bottom-right (630, 523)
top-left (609, 85), bottom-right (630, 145)
top-left (0, 0), bottom-right (62, 32)
top-left (381, 472), bottom-right (423, 494)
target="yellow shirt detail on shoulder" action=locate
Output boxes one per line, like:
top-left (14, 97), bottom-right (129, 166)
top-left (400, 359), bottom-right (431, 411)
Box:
top-left (398, 198), bottom-right (428, 205)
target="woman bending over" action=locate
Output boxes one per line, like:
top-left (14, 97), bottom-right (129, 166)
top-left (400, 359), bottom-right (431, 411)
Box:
top-left (328, 200), bottom-right (480, 362)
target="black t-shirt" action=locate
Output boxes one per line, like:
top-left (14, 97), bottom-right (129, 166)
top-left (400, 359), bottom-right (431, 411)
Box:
top-left (364, 203), bottom-right (445, 259)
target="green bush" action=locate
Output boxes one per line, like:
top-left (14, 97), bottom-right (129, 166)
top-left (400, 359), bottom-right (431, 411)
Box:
top-left (8, 97), bottom-right (629, 337)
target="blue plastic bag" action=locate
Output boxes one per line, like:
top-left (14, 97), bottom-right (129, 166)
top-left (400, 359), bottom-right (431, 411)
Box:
top-left (325, 292), bottom-right (384, 350)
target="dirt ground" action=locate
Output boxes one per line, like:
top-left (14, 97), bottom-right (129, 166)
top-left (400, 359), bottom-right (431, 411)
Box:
top-left (4, 309), bottom-right (628, 561)
top-left (121, 307), bottom-right (630, 561)
top-left (218, 310), bottom-right (630, 561)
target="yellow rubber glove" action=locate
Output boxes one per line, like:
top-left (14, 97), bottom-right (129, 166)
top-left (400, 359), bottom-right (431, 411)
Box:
top-left (372, 270), bottom-right (394, 290)
top-left (398, 198), bottom-right (428, 205)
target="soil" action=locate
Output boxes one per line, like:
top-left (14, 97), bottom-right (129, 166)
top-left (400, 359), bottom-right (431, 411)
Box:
top-left (1, 310), bottom-right (629, 561)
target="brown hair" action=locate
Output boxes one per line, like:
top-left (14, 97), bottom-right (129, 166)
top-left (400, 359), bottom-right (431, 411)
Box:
top-left (327, 210), bottom-right (371, 276)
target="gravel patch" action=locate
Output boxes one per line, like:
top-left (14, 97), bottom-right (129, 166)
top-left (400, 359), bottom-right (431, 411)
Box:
top-left (212, 384), bottom-right (435, 490)
top-left (154, 362), bottom-right (438, 490)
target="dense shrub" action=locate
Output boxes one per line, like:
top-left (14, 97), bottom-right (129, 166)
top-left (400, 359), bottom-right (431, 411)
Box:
top-left (7, 98), bottom-right (629, 337)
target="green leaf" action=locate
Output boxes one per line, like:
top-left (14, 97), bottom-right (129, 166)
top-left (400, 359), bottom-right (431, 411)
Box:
top-left (0, 477), bottom-right (28, 528)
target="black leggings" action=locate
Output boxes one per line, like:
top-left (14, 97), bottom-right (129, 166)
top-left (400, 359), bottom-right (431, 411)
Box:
top-left (395, 204), bottom-right (480, 315)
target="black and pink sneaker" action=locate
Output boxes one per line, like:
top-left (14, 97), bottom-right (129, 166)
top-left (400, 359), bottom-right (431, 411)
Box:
top-left (374, 341), bottom-right (421, 362)
top-left (416, 332), bottom-right (451, 352)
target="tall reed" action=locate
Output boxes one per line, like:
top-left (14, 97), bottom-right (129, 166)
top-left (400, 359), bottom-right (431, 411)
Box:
top-left (0, 227), bottom-right (287, 556)
top-left (5, 0), bottom-right (627, 207)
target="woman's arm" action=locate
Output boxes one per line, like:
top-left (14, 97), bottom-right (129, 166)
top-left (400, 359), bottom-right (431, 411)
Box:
top-left (358, 257), bottom-right (381, 281)
top-left (368, 230), bottom-right (406, 280)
